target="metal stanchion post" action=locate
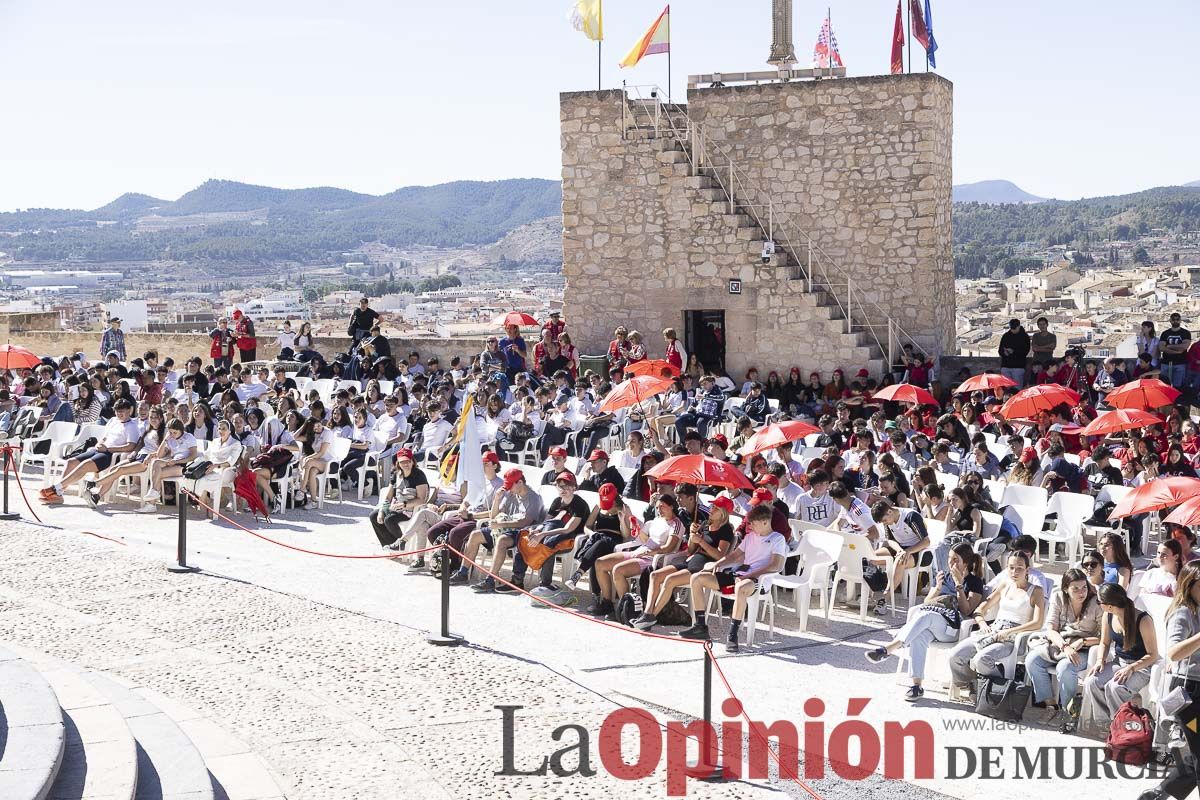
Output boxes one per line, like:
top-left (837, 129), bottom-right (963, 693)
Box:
top-left (167, 490), bottom-right (199, 573)
top-left (0, 451), bottom-right (20, 521)
top-left (427, 545), bottom-right (465, 646)
top-left (699, 647), bottom-right (726, 781)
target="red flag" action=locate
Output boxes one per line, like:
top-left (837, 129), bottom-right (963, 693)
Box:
top-left (910, 0), bottom-right (930, 50)
top-left (890, 0), bottom-right (905, 74)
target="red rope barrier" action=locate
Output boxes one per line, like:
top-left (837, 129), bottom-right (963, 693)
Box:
top-left (80, 530), bottom-right (127, 546)
top-left (179, 489), bottom-right (440, 560)
top-left (2, 445), bottom-right (41, 524)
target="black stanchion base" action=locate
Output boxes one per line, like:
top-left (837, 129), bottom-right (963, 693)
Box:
top-left (427, 634), bottom-right (467, 647)
top-left (167, 563), bottom-right (200, 573)
top-left (698, 764), bottom-right (728, 782)
top-left (0, 512), bottom-right (20, 521)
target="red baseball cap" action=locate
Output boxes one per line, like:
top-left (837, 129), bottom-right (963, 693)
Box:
top-left (502, 468), bottom-right (525, 490)
top-left (482, 451), bottom-right (500, 464)
top-left (711, 495), bottom-right (735, 514)
top-left (756, 474), bottom-right (780, 488)
top-left (549, 446), bottom-right (568, 458)
top-left (750, 487), bottom-right (774, 506)
top-left (599, 483), bottom-right (618, 509)
top-left (707, 434), bottom-right (729, 449)
top-left (856, 369), bottom-right (870, 378)
top-left (555, 470), bottom-right (577, 485)
top-left (588, 449), bottom-right (609, 462)
top-left (395, 448), bottom-right (415, 462)
top-left (1020, 447), bottom-right (1038, 464)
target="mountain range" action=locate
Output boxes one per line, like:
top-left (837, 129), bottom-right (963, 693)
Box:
top-left (952, 180), bottom-right (1047, 204)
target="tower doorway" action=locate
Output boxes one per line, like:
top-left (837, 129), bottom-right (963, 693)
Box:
top-left (684, 310), bottom-right (726, 375)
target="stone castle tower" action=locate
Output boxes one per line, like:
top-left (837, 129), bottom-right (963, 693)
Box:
top-left (560, 73), bottom-right (954, 379)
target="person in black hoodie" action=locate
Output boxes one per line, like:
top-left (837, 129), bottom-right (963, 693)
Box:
top-left (579, 449), bottom-right (626, 495)
top-left (998, 318), bottom-right (1031, 388)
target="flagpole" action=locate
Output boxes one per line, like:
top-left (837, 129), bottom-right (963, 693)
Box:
top-left (906, 0), bottom-right (912, 73)
top-left (666, 5), bottom-right (671, 103)
top-left (827, 7), bottom-right (832, 77)
top-left (598, 40), bottom-right (602, 90)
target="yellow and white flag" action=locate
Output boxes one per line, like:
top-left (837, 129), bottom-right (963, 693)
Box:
top-left (568, 0), bottom-right (604, 42)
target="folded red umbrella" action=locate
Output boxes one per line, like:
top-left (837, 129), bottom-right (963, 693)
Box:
top-left (1110, 476), bottom-right (1200, 520)
top-left (492, 311), bottom-right (539, 328)
top-left (736, 420), bottom-right (822, 457)
top-left (0, 344), bottom-right (41, 371)
top-left (999, 384), bottom-right (1081, 420)
top-left (598, 375), bottom-right (674, 414)
top-left (1078, 409), bottom-right (1163, 438)
top-left (1104, 378), bottom-right (1180, 410)
top-left (625, 359), bottom-right (681, 378)
top-left (646, 455), bottom-right (755, 491)
top-left (871, 383), bottom-right (938, 406)
top-left (954, 373), bottom-right (1018, 394)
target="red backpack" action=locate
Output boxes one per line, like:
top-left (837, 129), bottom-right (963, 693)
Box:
top-left (1105, 701), bottom-right (1154, 765)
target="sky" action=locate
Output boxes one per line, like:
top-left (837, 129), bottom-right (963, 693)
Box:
top-left (0, 0), bottom-right (1197, 211)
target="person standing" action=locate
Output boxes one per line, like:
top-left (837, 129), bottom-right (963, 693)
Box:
top-left (1160, 312), bottom-right (1191, 392)
top-left (663, 327), bottom-right (687, 373)
top-left (209, 318), bottom-right (236, 370)
top-left (498, 324), bottom-right (527, 381)
top-left (100, 317), bottom-right (126, 362)
top-left (1029, 317), bottom-right (1056, 368)
top-left (233, 309), bottom-right (257, 363)
top-left (998, 318), bottom-right (1030, 388)
top-left (542, 310), bottom-right (566, 342)
top-left (347, 297), bottom-right (380, 349)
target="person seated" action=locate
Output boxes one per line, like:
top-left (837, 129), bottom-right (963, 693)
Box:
top-left (1078, 583), bottom-right (1159, 737)
top-left (371, 448), bottom-right (431, 550)
top-left (984, 534), bottom-right (1054, 597)
top-left (1141, 539), bottom-right (1185, 598)
top-left (192, 419), bottom-right (245, 512)
top-left (1023, 568), bottom-right (1103, 732)
top-left (948, 551), bottom-right (1047, 693)
top-left (578, 448), bottom-right (626, 494)
top-left (632, 495), bottom-right (735, 631)
top-left (678, 504), bottom-right (788, 652)
top-left (1097, 531), bottom-right (1134, 587)
top-left (934, 487), bottom-right (983, 571)
top-left (565, 483), bottom-right (630, 593)
top-left (82, 406), bottom-right (167, 507)
top-left (673, 375), bottom-right (725, 441)
top-left (870, 500), bottom-right (931, 612)
top-left (508, 470), bottom-right (591, 594)
top-left (864, 542), bottom-right (986, 701)
top-left (730, 382), bottom-right (768, 424)
top-left (541, 447), bottom-right (570, 485)
top-left (470, 469), bottom-right (547, 594)
top-left (968, 442), bottom-right (1002, 480)
top-left (40, 398), bottom-right (140, 504)
top-left (414, 402), bottom-right (454, 462)
top-left (610, 431), bottom-right (647, 471)
top-left (589, 494), bottom-right (684, 618)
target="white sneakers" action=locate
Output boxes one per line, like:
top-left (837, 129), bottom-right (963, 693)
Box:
top-left (142, 489), bottom-right (161, 502)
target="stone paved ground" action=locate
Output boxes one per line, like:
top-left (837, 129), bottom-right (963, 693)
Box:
top-left (0, 489), bottom-right (1165, 799)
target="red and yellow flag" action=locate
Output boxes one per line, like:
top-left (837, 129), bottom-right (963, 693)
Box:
top-left (619, 5), bottom-right (670, 69)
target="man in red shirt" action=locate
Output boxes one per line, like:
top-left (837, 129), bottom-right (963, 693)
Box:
top-left (542, 311), bottom-right (565, 342)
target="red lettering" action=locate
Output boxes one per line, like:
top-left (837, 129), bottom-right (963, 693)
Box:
top-left (665, 720), bottom-right (718, 796)
top-left (748, 721), bottom-right (800, 780)
top-left (829, 719), bottom-right (881, 780)
top-left (598, 708), bottom-right (661, 781)
top-left (884, 720), bottom-right (935, 779)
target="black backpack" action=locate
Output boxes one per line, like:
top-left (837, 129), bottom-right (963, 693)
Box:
top-left (861, 559), bottom-right (888, 593)
top-left (615, 591), bottom-right (644, 626)
top-left (656, 594), bottom-right (693, 626)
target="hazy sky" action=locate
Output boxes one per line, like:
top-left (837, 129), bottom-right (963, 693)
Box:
top-left (0, 0), bottom-right (1196, 211)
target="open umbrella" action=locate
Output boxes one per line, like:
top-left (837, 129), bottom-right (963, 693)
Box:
top-left (736, 420), bottom-right (822, 457)
top-left (625, 359), bottom-right (681, 378)
top-left (1110, 476), bottom-right (1200, 520)
top-left (492, 311), bottom-right (539, 328)
top-left (0, 344), bottom-right (41, 371)
top-left (1078, 409), bottom-right (1163, 438)
top-left (1165, 495), bottom-right (1200, 528)
top-left (646, 455), bottom-right (755, 491)
top-left (871, 383), bottom-right (938, 407)
top-left (999, 384), bottom-right (1081, 421)
top-left (1104, 378), bottom-right (1181, 410)
top-left (954, 373), bottom-right (1017, 395)
top-left (598, 375), bottom-right (674, 414)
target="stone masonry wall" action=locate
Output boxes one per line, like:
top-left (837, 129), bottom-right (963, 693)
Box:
top-left (561, 75), bottom-right (954, 376)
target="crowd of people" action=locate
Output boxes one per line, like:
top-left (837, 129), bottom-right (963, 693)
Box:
top-left (9, 303), bottom-right (1200, 759)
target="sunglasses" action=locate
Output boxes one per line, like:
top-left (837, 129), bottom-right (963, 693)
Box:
top-left (1082, 561), bottom-right (1101, 569)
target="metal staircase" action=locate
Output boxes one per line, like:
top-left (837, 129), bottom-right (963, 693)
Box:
top-left (620, 86), bottom-right (927, 370)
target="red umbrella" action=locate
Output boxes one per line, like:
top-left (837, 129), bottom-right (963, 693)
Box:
top-left (1078, 409), bottom-right (1163, 438)
top-left (598, 375), bottom-right (674, 414)
top-left (954, 373), bottom-right (1018, 395)
top-left (871, 383), bottom-right (938, 406)
top-left (1164, 496), bottom-right (1200, 528)
top-left (625, 359), bottom-right (681, 378)
top-left (492, 311), bottom-right (539, 328)
top-left (737, 420), bottom-right (822, 457)
top-left (0, 344), bottom-right (41, 371)
top-left (1104, 378), bottom-right (1180, 410)
top-left (999, 384), bottom-right (1081, 420)
top-left (646, 455), bottom-right (755, 491)
top-left (1110, 477), bottom-right (1200, 520)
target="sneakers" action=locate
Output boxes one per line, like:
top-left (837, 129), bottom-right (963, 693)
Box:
top-left (406, 558), bottom-right (427, 574)
top-left (565, 569), bottom-right (583, 590)
top-left (495, 581), bottom-right (518, 594)
top-left (1042, 706), bottom-right (1063, 725)
top-left (137, 502), bottom-right (156, 513)
top-left (82, 487), bottom-right (100, 508)
top-left (631, 612), bottom-right (658, 631)
top-left (678, 623), bottom-right (711, 641)
top-left (41, 490), bottom-right (63, 505)
top-left (725, 633), bottom-right (740, 654)
top-left (589, 599), bottom-right (614, 618)
top-left (903, 685), bottom-right (924, 702)
top-left (448, 570), bottom-right (471, 585)
top-left (873, 598), bottom-right (889, 616)
top-left (472, 578), bottom-right (496, 594)
top-left (142, 488), bottom-right (161, 502)
top-left (864, 647), bottom-right (888, 664)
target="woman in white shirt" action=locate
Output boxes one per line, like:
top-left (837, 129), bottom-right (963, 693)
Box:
top-left (611, 431), bottom-right (647, 471)
top-left (300, 417), bottom-right (335, 500)
top-left (193, 419), bottom-right (244, 512)
top-left (83, 407), bottom-right (167, 508)
top-left (140, 420), bottom-right (199, 510)
top-left (275, 322), bottom-right (297, 354)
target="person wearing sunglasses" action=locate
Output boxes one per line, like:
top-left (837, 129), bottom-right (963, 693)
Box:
top-left (1080, 552), bottom-right (1106, 592)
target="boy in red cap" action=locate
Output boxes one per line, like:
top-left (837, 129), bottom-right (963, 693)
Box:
top-left (509, 470), bottom-right (591, 597)
top-left (579, 448), bottom-right (625, 495)
top-left (566, 483), bottom-right (630, 591)
top-left (679, 504), bottom-right (787, 651)
top-left (469, 469), bottom-right (548, 593)
top-left (540, 447), bottom-right (570, 486)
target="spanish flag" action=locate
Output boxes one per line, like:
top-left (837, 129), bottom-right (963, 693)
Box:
top-left (568, 0), bottom-right (604, 42)
top-left (619, 5), bottom-right (670, 69)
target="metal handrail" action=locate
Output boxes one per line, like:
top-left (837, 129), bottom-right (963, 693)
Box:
top-left (619, 84), bottom-right (926, 366)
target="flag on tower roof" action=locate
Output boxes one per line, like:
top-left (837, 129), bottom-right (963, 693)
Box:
top-left (568, 0), bottom-right (603, 42)
top-left (924, 0), bottom-right (939, 68)
top-left (813, 16), bottom-right (844, 69)
top-left (619, 5), bottom-right (670, 69)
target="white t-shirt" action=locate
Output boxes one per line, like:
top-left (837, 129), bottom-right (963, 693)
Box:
top-left (779, 481), bottom-right (805, 516)
top-left (737, 530), bottom-right (789, 573)
top-left (101, 417), bottom-right (140, 449)
top-left (165, 432), bottom-right (198, 461)
top-left (633, 516), bottom-right (682, 556)
top-left (838, 497), bottom-right (876, 539)
top-left (887, 508), bottom-right (928, 549)
top-left (312, 428), bottom-right (335, 458)
top-left (798, 491), bottom-right (839, 527)
top-left (276, 331), bottom-right (296, 349)
top-left (421, 418), bottom-right (454, 453)
top-left (611, 449), bottom-right (645, 471)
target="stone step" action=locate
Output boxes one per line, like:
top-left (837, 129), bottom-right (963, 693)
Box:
top-left (81, 673), bottom-right (215, 800)
top-left (35, 662), bottom-right (139, 800)
top-left (696, 187), bottom-right (726, 202)
top-left (683, 176), bottom-right (715, 190)
top-left (0, 645), bottom-right (65, 800)
top-left (655, 149), bottom-right (689, 165)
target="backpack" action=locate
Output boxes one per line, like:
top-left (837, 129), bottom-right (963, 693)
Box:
top-left (250, 446), bottom-right (293, 471)
top-left (428, 546), bottom-right (460, 580)
top-left (656, 594), bottom-right (693, 626)
top-left (615, 591), bottom-right (644, 626)
top-left (1105, 701), bottom-right (1154, 765)
top-left (861, 559), bottom-right (889, 593)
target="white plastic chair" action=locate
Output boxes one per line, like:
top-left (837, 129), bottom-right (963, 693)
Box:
top-left (832, 531), bottom-right (891, 621)
top-left (1002, 503), bottom-right (1047, 543)
top-left (18, 421), bottom-right (77, 477)
top-left (314, 437), bottom-right (352, 509)
top-left (770, 528), bottom-right (841, 631)
top-left (356, 430), bottom-right (391, 500)
top-left (1001, 484), bottom-right (1048, 509)
top-left (45, 423), bottom-right (106, 483)
top-left (1037, 491), bottom-right (1092, 563)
